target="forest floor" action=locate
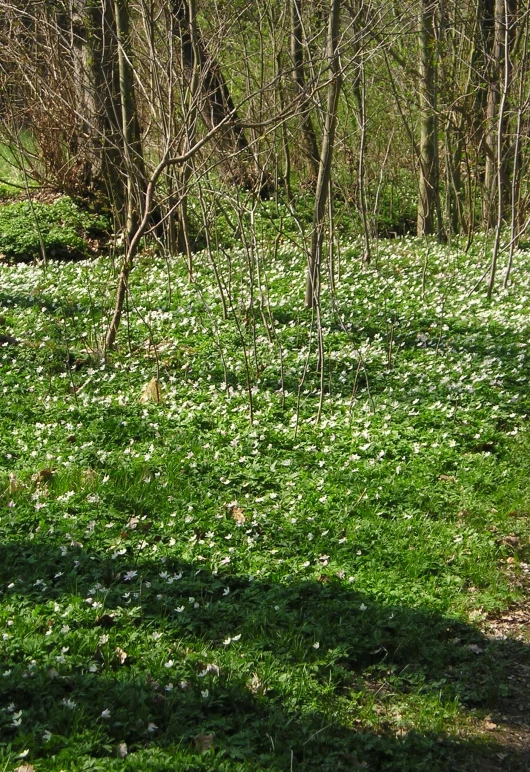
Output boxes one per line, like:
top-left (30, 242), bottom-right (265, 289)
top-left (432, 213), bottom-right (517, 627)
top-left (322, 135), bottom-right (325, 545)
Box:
top-left (0, 231), bottom-right (530, 771)
top-left (473, 576), bottom-right (530, 769)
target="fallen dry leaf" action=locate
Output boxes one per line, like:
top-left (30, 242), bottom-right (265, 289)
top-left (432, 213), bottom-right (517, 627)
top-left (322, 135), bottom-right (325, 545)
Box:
top-left (140, 377), bottom-right (162, 404)
top-left (438, 474), bottom-right (457, 483)
top-left (34, 468), bottom-right (55, 485)
top-left (502, 535), bottom-right (520, 548)
top-left (9, 472), bottom-right (21, 494)
top-left (115, 647), bottom-right (128, 665)
top-left (231, 506), bottom-right (245, 524)
top-left (247, 673), bottom-right (266, 695)
top-left (82, 468), bottom-right (98, 485)
top-left (14, 766), bottom-right (35, 772)
top-left (194, 733), bottom-right (214, 753)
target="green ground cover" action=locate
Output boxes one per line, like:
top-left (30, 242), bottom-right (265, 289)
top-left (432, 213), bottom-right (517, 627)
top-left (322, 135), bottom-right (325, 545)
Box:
top-left (0, 234), bottom-right (529, 770)
top-left (0, 143), bottom-right (109, 261)
top-left (0, 197), bottom-right (109, 262)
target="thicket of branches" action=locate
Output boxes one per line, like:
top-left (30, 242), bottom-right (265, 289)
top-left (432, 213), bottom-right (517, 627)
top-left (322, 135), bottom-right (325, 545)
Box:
top-left (1, 0), bottom-right (529, 340)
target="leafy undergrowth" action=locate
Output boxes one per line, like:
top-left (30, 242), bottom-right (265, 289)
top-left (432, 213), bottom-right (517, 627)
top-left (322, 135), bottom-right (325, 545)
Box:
top-left (0, 197), bottom-right (109, 263)
top-left (0, 234), bottom-right (529, 771)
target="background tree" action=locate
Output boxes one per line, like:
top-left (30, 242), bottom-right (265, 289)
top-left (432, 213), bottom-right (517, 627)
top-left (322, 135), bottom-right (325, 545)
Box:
top-left (1, 0), bottom-right (529, 312)
top-left (417, 0), bottom-right (442, 239)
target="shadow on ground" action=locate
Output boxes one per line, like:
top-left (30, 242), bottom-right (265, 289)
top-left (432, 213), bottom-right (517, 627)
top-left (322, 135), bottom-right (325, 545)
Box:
top-left (1, 538), bottom-right (529, 771)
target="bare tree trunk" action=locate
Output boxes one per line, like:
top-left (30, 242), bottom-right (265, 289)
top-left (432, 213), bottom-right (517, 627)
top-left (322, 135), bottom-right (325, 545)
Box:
top-left (417, 0), bottom-right (443, 240)
top-left (305, 0), bottom-right (342, 309)
top-left (444, 120), bottom-right (464, 238)
top-left (104, 0), bottom-right (147, 351)
top-left (114, 0), bottom-right (146, 240)
top-left (487, 0), bottom-right (511, 299)
top-left (353, 55), bottom-right (371, 264)
top-left (484, 0), bottom-right (506, 228)
top-left (178, 0), bottom-right (201, 277)
top-left (173, 0), bottom-right (264, 191)
top-left (70, 0), bottom-right (123, 202)
top-left (291, 0), bottom-right (320, 179)
top-left (70, 0), bottom-right (100, 190)
top-left (438, 0), bottom-right (469, 239)
top-left (504, 9), bottom-right (528, 287)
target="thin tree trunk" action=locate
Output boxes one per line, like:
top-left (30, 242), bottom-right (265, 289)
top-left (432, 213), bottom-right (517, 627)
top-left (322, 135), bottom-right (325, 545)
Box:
top-left (114, 0), bottom-right (146, 240)
top-left (484, 0), bottom-right (505, 228)
top-left (417, 0), bottom-right (443, 240)
top-left (173, 0), bottom-right (260, 190)
top-left (504, 11), bottom-right (528, 287)
top-left (70, 0), bottom-right (99, 190)
top-left (444, 115), bottom-right (464, 239)
top-left (305, 0), bottom-right (342, 309)
top-left (178, 0), bottom-right (201, 277)
top-left (105, 0), bottom-right (147, 351)
top-left (356, 60), bottom-right (371, 264)
top-left (487, 0), bottom-right (511, 299)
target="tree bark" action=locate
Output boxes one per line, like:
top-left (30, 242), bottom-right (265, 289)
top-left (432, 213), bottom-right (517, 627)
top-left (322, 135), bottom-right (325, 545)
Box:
top-left (173, 0), bottom-right (259, 188)
top-left (417, 0), bottom-right (443, 240)
top-left (487, 0), bottom-right (512, 299)
top-left (291, 0), bottom-right (320, 179)
top-left (70, 0), bottom-right (123, 203)
top-left (305, 0), bottom-right (342, 309)
top-left (114, 0), bottom-right (146, 240)
top-left (483, 0), bottom-right (513, 229)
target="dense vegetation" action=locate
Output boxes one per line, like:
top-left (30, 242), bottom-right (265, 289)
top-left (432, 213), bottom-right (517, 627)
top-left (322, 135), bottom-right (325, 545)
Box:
top-left (1, 0), bottom-right (530, 768)
top-left (0, 197), bottom-right (109, 262)
top-left (1, 226), bottom-right (529, 770)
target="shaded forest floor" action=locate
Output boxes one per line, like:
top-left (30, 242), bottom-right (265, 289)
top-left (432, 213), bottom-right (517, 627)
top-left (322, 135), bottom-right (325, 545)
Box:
top-left (474, 577), bottom-right (530, 768)
top-left (0, 234), bottom-right (530, 771)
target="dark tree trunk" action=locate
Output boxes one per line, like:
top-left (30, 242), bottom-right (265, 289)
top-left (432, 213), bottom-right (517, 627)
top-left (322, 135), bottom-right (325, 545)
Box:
top-left (291, 0), bottom-right (320, 179)
top-left (173, 0), bottom-right (268, 192)
top-left (114, 0), bottom-right (147, 239)
top-left (70, 0), bottom-right (124, 205)
top-left (417, 0), bottom-right (443, 240)
top-left (483, 0), bottom-right (515, 229)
